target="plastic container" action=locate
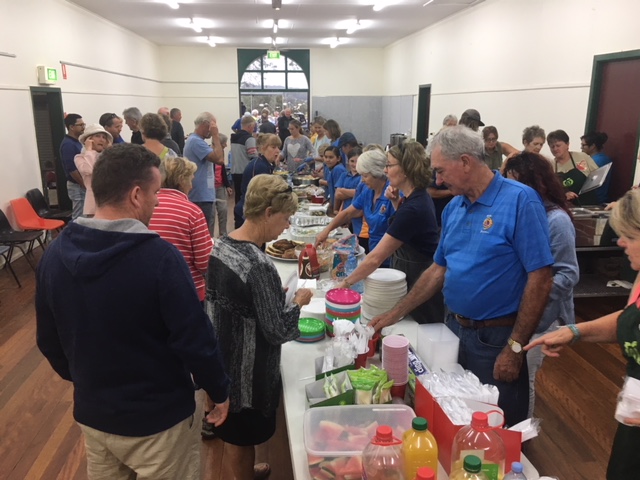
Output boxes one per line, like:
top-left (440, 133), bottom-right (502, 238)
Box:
top-left (362, 425), bottom-right (404, 480)
top-left (450, 455), bottom-right (489, 480)
top-left (303, 405), bottom-right (415, 479)
top-left (504, 461), bottom-right (527, 479)
top-left (403, 417), bottom-right (438, 480)
top-left (417, 323), bottom-right (459, 370)
top-left (451, 412), bottom-right (505, 480)
top-left (415, 466), bottom-right (436, 480)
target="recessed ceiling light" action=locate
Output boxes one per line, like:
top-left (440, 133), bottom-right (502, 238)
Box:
top-left (163, 1), bottom-right (179, 9)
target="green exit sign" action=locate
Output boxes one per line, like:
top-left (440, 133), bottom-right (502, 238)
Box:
top-left (267, 50), bottom-right (281, 59)
top-left (47, 68), bottom-right (58, 82)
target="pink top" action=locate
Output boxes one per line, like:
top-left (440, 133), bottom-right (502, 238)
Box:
top-left (149, 189), bottom-right (213, 300)
top-left (74, 150), bottom-right (99, 216)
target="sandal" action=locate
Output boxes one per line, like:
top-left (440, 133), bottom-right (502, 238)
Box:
top-left (253, 462), bottom-right (271, 480)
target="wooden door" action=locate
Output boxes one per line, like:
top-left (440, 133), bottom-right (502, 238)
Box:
top-left (586, 51), bottom-right (640, 201)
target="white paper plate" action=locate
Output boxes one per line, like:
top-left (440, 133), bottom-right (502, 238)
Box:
top-left (366, 268), bottom-right (406, 283)
top-left (283, 270), bottom-right (298, 305)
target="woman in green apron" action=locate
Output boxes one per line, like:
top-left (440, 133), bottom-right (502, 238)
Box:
top-left (547, 129), bottom-right (600, 205)
top-left (525, 188), bottom-right (640, 479)
top-left (336, 141), bottom-right (444, 324)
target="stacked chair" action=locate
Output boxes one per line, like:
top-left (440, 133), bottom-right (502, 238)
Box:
top-left (0, 209), bottom-right (43, 287)
top-left (25, 188), bottom-right (72, 223)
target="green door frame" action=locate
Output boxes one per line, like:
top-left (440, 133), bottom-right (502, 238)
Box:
top-left (416, 84), bottom-right (431, 147)
top-left (585, 49), bottom-right (640, 189)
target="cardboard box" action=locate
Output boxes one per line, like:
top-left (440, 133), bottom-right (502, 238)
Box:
top-left (306, 371), bottom-right (355, 408)
top-left (414, 380), bottom-right (522, 475)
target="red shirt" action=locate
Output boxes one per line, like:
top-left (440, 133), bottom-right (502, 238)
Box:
top-left (149, 189), bottom-right (213, 300)
top-left (214, 163), bottom-right (224, 188)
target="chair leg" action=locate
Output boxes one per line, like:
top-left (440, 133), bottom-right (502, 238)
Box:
top-left (36, 235), bottom-right (47, 251)
top-left (14, 244), bottom-right (36, 272)
top-left (1, 247), bottom-right (21, 288)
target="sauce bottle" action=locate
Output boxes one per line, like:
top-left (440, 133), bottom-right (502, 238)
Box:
top-left (298, 244), bottom-right (319, 279)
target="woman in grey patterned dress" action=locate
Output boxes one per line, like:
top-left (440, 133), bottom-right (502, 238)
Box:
top-left (206, 174), bottom-right (313, 479)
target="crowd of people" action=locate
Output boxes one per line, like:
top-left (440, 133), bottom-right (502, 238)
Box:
top-left (40, 104), bottom-right (636, 480)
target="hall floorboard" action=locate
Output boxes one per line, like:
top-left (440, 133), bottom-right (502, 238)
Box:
top-left (0, 244), bottom-right (628, 479)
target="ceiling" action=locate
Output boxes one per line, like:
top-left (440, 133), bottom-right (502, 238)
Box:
top-left (68, 0), bottom-right (483, 49)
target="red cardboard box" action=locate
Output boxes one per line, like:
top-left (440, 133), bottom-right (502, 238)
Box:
top-left (414, 381), bottom-right (522, 475)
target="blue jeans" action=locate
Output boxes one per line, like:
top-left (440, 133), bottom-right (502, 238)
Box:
top-left (445, 311), bottom-right (529, 427)
top-left (67, 181), bottom-right (86, 221)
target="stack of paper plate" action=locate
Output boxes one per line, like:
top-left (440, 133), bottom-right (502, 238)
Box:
top-left (362, 269), bottom-right (407, 321)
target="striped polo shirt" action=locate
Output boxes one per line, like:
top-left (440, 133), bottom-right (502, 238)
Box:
top-left (149, 188), bottom-right (213, 301)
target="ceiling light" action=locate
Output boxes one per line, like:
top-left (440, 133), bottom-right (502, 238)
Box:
top-left (272, 0), bottom-right (282, 10)
top-left (189, 18), bottom-right (202, 33)
top-left (207, 36), bottom-right (216, 47)
top-left (273, 20), bottom-right (278, 34)
top-left (373, 1), bottom-right (394, 11)
top-left (346, 20), bottom-right (361, 35)
top-left (423, 0), bottom-right (435, 5)
top-left (330, 37), bottom-right (341, 48)
top-left (163, 1), bottom-right (179, 9)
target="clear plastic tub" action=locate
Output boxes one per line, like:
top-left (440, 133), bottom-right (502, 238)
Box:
top-left (417, 323), bottom-right (460, 370)
top-left (303, 404), bottom-right (415, 478)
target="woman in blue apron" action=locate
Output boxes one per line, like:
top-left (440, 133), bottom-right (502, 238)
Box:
top-left (525, 188), bottom-right (640, 479)
top-left (337, 141), bottom-right (444, 324)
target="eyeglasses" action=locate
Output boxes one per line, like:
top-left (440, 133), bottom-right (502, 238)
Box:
top-left (385, 163), bottom-right (400, 169)
top-left (485, 137), bottom-right (498, 142)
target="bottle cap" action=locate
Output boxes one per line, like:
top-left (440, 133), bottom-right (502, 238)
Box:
top-left (463, 455), bottom-right (482, 473)
top-left (416, 466), bottom-right (436, 480)
top-left (511, 462), bottom-right (524, 474)
top-left (376, 425), bottom-right (392, 440)
top-left (470, 411), bottom-right (489, 430)
top-left (412, 417), bottom-right (428, 431)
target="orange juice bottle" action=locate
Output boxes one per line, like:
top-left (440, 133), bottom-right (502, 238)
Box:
top-left (403, 417), bottom-right (439, 479)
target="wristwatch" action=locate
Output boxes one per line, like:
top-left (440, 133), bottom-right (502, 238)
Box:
top-left (508, 337), bottom-right (523, 353)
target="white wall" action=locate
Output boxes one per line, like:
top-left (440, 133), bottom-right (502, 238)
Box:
top-left (383, 0), bottom-right (640, 155)
top-left (0, 0), bottom-right (161, 212)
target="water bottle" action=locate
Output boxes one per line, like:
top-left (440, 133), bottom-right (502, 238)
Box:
top-left (345, 253), bottom-right (364, 293)
top-left (402, 417), bottom-right (438, 480)
top-left (451, 412), bottom-right (505, 480)
top-left (362, 425), bottom-right (404, 480)
top-left (504, 462), bottom-right (527, 479)
top-left (450, 455), bottom-right (489, 480)
top-left (414, 466), bottom-right (436, 480)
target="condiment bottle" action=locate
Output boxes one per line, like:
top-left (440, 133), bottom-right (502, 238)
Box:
top-left (298, 243), bottom-right (319, 279)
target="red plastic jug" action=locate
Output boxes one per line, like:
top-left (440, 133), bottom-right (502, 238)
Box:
top-left (298, 243), bottom-right (320, 279)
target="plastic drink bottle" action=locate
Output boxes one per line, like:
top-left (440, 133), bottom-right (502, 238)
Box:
top-left (403, 417), bottom-right (438, 479)
top-left (451, 412), bottom-right (505, 480)
top-left (503, 462), bottom-right (527, 479)
top-left (362, 425), bottom-right (405, 480)
top-left (415, 466), bottom-right (436, 480)
top-left (450, 455), bottom-right (489, 480)
top-left (298, 244), bottom-right (319, 279)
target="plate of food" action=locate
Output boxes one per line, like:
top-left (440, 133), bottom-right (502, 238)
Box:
top-left (265, 239), bottom-right (305, 261)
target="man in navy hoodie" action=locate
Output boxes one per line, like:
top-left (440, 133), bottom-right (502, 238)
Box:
top-left (36, 143), bottom-right (230, 480)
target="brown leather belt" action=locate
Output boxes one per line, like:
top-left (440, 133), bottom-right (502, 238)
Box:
top-left (453, 313), bottom-right (517, 329)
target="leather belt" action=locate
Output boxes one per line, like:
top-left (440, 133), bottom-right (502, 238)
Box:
top-left (453, 313), bottom-right (517, 329)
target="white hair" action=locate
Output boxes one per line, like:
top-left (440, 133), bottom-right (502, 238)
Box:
top-left (428, 125), bottom-right (484, 163)
top-left (356, 149), bottom-right (387, 179)
top-left (194, 112), bottom-right (215, 127)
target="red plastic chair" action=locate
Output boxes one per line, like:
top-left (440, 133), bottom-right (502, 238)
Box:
top-left (10, 197), bottom-right (65, 233)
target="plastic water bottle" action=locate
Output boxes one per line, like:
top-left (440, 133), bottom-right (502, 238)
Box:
top-left (450, 455), bottom-right (489, 480)
top-left (345, 253), bottom-right (364, 293)
top-left (504, 462), bottom-right (527, 479)
top-left (402, 417), bottom-right (438, 480)
top-left (451, 412), bottom-right (505, 480)
top-left (414, 466), bottom-right (436, 480)
top-left (362, 425), bottom-right (404, 480)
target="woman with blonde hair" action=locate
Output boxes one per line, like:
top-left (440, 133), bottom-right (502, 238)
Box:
top-left (149, 156), bottom-right (212, 303)
top-left (207, 175), bottom-right (313, 479)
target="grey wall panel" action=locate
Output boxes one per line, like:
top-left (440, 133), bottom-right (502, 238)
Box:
top-left (381, 95), bottom-right (414, 146)
top-left (311, 96), bottom-right (383, 146)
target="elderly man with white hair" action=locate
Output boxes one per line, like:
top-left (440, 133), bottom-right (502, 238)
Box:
top-left (122, 107), bottom-right (144, 145)
top-left (183, 112), bottom-right (224, 230)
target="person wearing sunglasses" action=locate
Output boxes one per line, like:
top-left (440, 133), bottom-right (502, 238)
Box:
top-left (99, 112), bottom-right (125, 144)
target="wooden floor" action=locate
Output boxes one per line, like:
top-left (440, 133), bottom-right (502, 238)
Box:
top-left (0, 247), bottom-right (628, 480)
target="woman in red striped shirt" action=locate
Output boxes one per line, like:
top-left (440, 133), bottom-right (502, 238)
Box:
top-left (149, 156), bottom-right (213, 302)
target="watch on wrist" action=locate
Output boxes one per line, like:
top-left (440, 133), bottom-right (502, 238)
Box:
top-left (508, 337), bottom-right (523, 354)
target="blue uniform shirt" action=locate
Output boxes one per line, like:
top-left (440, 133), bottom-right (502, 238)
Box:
top-left (336, 171), bottom-right (363, 234)
top-left (59, 135), bottom-right (82, 182)
top-left (351, 180), bottom-right (395, 254)
top-left (324, 163), bottom-right (347, 204)
top-left (434, 172), bottom-right (554, 320)
top-left (184, 134), bottom-right (215, 203)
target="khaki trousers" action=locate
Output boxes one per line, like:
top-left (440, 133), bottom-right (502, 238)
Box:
top-left (78, 399), bottom-right (202, 480)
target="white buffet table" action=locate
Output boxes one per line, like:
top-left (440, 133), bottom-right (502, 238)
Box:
top-left (271, 246), bottom-right (540, 480)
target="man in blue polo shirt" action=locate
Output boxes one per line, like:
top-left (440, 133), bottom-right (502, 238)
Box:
top-left (59, 113), bottom-right (86, 220)
top-left (371, 126), bottom-right (553, 426)
top-left (184, 112), bottom-right (224, 233)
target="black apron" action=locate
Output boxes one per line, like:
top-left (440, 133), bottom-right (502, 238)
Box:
top-left (391, 240), bottom-right (445, 324)
top-left (555, 153), bottom-right (599, 205)
top-left (607, 300), bottom-right (640, 479)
